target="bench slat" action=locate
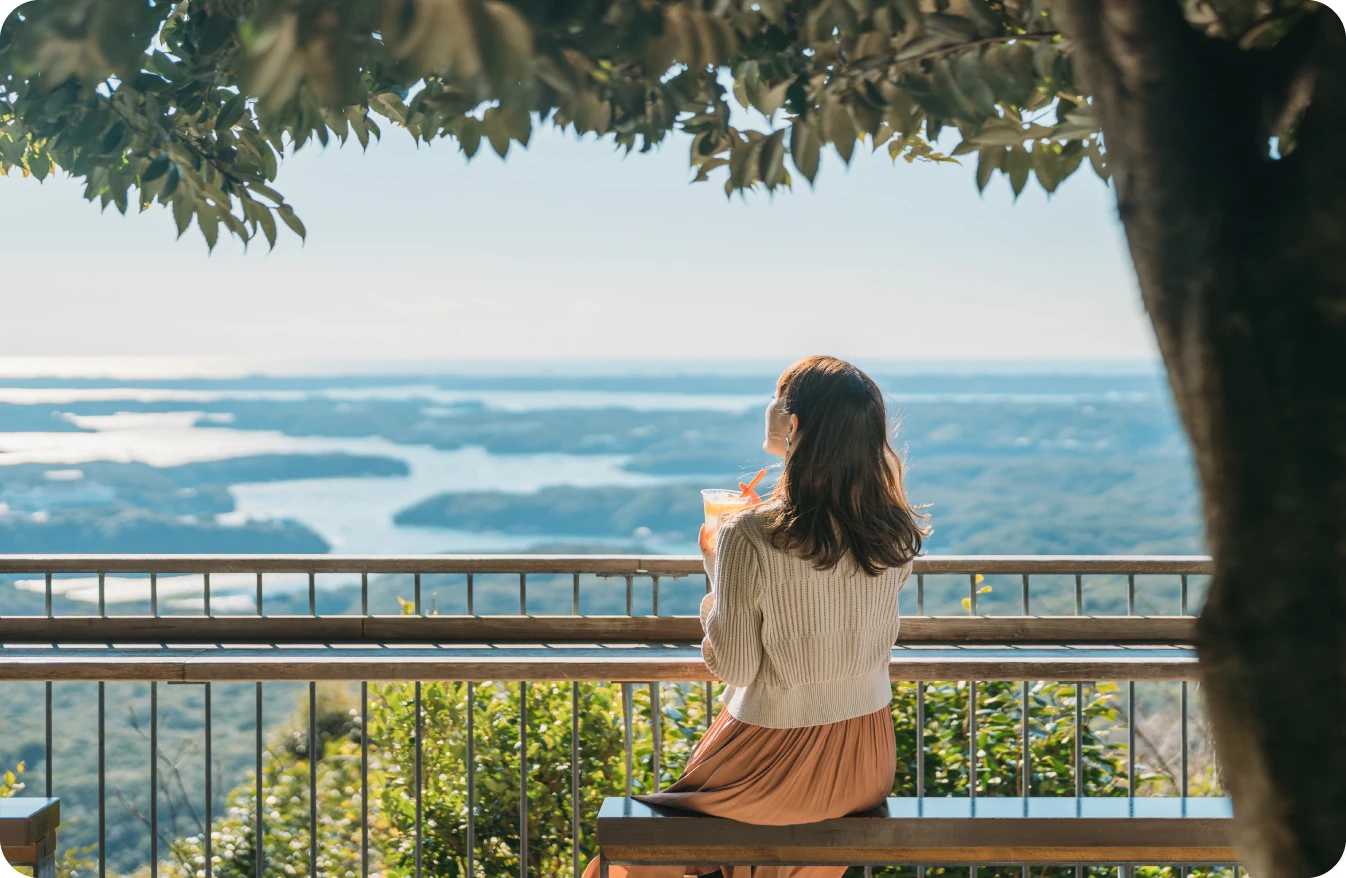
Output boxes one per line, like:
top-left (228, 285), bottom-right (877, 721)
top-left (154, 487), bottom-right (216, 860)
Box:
top-left (0, 645), bottom-right (1200, 682)
top-left (598, 797), bottom-right (1237, 866)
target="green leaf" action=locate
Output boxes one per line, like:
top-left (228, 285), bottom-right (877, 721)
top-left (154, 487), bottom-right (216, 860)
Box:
top-left (484, 108), bottom-right (511, 158)
top-left (278, 203), bottom-right (307, 240)
top-left (172, 196), bottom-right (193, 239)
top-left (1006, 144), bottom-right (1029, 197)
top-left (198, 207), bottom-right (220, 250)
top-left (141, 154), bottom-right (171, 183)
top-left (976, 147), bottom-right (1002, 192)
top-left (760, 129), bottom-right (787, 189)
top-left (217, 93), bottom-right (247, 131)
top-left (952, 53), bottom-right (997, 119)
top-left (458, 121), bottom-right (482, 158)
top-left (790, 120), bottom-right (821, 185)
top-left (692, 157), bottom-right (729, 183)
top-left (822, 99), bottom-right (855, 164)
top-left (1032, 143), bottom-right (1063, 193)
top-left (159, 164), bottom-right (180, 201)
top-left (752, 79), bottom-right (792, 119)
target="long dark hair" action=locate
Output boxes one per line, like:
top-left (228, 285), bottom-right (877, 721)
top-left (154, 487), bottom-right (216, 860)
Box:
top-left (763, 356), bottom-right (928, 576)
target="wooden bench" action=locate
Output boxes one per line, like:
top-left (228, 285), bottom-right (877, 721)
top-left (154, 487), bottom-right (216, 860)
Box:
top-left (0, 798), bottom-right (60, 878)
top-left (596, 797), bottom-right (1238, 871)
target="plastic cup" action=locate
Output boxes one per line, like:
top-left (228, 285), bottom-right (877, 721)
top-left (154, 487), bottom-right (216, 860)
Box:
top-left (701, 489), bottom-right (754, 550)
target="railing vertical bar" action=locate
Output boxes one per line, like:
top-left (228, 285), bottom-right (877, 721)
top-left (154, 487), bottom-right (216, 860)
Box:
top-left (205, 681), bottom-right (213, 878)
top-left (256, 572), bottom-right (263, 617)
top-left (705, 681), bottom-right (713, 730)
top-left (652, 575), bottom-right (660, 617)
top-left (969, 573), bottom-right (977, 616)
top-left (415, 573), bottom-right (422, 616)
top-left (255, 682), bottom-right (263, 878)
top-left (203, 571), bottom-right (210, 618)
top-left (45, 571), bottom-right (52, 618)
top-left (415, 681), bottom-right (423, 878)
top-left (622, 683), bottom-right (633, 797)
top-left (1181, 680), bottom-right (1190, 798)
top-left (467, 681), bottom-right (476, 878)
top-left (1020, 680), bottom-right (1029, 797)
top-left (1128, 680), bottom-right (1136, 799)
top-left (625, 575), bottom-right (633, 617)
top-left (98, 680), bottom-right (105, 878)
top-left (916, 682), bottom-right (925, 798)
top-left (1075, 682), bottom-right (1084, 799)
top-left (1181, 574), bottom-right (1189, 616)
top-left (44, 680), bottom-right (52, 797)
top-left (520, 681), bottom-right (529, 878)
top-left (651, 682), bottom-right (661, 785)
top-left (571, 681), bottom-right (580, 878)
top-left (1075, 573), bottom-right (1083, 616)
top-left (573, 573), bottom-right (581, 616)
top-left (1127, 574), bottom-right (1135, 616)
top-left (99, 571), bottom-right (106, 618)
top-left (1021, 573), bottom-right (1030, 615)
top-left (468, 573), bottom-right (475, 616)
top-left (361, 681), bottom-right (368, 878)
top-left (309, 682), bottom-right (317, 878)
top-left (361, 572), bottom-right (368, 617)
top-left (969, 680), bottom-right (977, 800)
top-left (916, 573), bottom-right (924, 615)
top-left (308, 573), bottom-right (316, 617)
top-left (152, 681), bottom-right (159, 878)
top-left (520, 573), bottom-right (527, 616)
top-left (150, 572), bottom-right (158, 617)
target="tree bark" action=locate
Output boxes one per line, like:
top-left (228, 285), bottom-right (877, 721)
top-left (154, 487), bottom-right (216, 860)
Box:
top-left (1059, 1), bottom-right (1346, 875)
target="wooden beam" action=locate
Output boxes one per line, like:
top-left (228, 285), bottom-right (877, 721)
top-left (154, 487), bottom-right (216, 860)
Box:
top-left (0, 554), bottom-right (1214, 576)
top-left (0, 615), bottom-right (1198, 645)
top-left (0, 645), bottom-right (1201, 682)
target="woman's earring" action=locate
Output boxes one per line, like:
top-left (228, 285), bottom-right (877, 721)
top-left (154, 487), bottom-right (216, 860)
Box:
top-left (784, 432), bottom-right (792, 455)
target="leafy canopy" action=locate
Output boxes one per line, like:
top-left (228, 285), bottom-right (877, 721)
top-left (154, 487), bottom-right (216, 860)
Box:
top-left (0, 0), bottom-right (1312, 248)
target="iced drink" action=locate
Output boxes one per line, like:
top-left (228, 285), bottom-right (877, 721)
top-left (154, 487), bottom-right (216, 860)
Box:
top-left (701, 489), bottom-right (754, 550)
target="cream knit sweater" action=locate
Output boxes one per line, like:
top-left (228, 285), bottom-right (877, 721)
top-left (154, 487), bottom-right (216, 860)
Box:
top-left (699, 509), bottom-right (911, 729)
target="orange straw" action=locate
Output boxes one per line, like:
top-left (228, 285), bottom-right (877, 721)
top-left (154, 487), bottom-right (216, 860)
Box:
top-left (740, 468), bottom-right (767, 498)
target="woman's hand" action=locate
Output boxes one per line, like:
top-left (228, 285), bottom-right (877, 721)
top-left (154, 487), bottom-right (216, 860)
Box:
top-left (699, 523), bottom-right (717, 577)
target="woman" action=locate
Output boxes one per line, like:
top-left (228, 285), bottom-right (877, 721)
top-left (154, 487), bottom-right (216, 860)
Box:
top-left (585, 356), bottom-right (928, 878)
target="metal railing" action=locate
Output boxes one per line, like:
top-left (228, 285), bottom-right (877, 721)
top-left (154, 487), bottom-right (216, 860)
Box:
top-left (0, 555), bottom-right (1230, 878)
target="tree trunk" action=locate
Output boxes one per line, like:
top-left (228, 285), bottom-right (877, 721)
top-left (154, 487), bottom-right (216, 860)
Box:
top-left (1059, 1), bottom-right (1346, 875)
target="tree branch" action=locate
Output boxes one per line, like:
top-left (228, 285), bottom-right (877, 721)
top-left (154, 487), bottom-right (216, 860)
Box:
top-left (889, 31), bottom-right (1061, 69)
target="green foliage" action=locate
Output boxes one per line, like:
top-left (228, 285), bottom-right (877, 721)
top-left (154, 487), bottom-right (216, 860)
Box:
top-left (0, 0), bottom-right (1314, 246)
top-left (0, 761), bottom-right (24, 797)
top-left (154, 686), bottom-right (368, 878)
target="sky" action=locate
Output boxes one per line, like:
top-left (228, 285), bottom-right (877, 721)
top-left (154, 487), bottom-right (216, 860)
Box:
top-left (0, 117), bottom-right (1155, 365)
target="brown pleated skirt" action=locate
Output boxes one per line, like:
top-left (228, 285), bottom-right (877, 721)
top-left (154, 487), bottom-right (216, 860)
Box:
top-left (583, 705), bottom-right (896, 878)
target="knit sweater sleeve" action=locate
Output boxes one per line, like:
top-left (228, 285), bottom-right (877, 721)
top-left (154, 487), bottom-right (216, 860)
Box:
top-left (702, 519), bottom-right (764, 687)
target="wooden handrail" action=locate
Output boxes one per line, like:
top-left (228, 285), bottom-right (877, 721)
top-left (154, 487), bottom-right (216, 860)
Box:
top-left (0, 554), bottom-right (1214, 575)
top-left (0, 615), bottom-right (1198, 645)
top-left (0, 644), bottom-right (1201, 683)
